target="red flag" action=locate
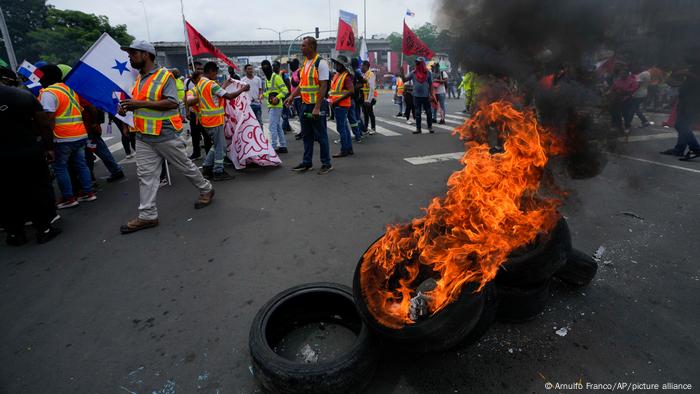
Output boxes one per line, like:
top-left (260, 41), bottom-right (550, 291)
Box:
top-left (402, 20), bottom-right (434, 59)
top-left (335, 18), bottom-right (355, 52)
top-left (185, 21), bottom-right (238, 70)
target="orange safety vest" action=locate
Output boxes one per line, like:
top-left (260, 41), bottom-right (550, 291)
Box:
top-left (300, 54), bottom-right (321, 104)
top-left (39, 83), bottom-right (87, 140)
top-left (329, 72), bottom-right (351, 107)
top-left (195, 78), bottom-right (225, 128)
top-left (396, 78), bottom-right (404, 95)
top-left (130, 67), bottom-right (183, 135)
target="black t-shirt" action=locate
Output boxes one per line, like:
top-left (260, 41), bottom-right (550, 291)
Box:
top-left (0, 85), bottom-right (43, 150)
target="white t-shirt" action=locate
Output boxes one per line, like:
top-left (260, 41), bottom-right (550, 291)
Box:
top-left (317, 59), bottom-right (330, 81)
top-left (40, 91), bottom-right (59, 113)
top-left (241, 75), bottom-right (263, 104)
top-left (433, 71), bottom-right (448, 95)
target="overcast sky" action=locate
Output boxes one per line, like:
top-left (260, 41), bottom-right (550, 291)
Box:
top-left (48, 0), bottom-right (438, 42)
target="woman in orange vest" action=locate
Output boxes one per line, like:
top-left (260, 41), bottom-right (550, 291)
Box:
top-left (329, 55), bottom-right (356, 157)
top-left (395, 75), bottom-right (405, 117)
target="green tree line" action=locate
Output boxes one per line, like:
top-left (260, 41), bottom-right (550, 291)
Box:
top-left (1, 0), bottom-right (133, 65)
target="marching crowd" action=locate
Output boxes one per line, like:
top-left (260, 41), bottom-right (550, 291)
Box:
top-left (0, 36), bottom-right (460, 245)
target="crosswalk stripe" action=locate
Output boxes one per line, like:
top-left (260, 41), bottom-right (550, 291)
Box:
top-left (404, 152), bottom-right (464, 165)
top-left (446, 113), bottom-right (468, 120)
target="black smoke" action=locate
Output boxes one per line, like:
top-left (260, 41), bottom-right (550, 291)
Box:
top-left (437, 0), bottom-right (700, 179)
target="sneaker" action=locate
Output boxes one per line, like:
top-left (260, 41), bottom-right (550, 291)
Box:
top-left (294, 133), bottom-right (303, 140)
top-left (368, 129), bottom-right (376, 135)
top-left (318, 165), bottom-right (334, 175)
top-left (77, 192), bottom-right (97, 202)
top-left (51, 214), bottom-right (61, 224)
top-left (439, 120), bottom-right (446, 125)
top-left (57, 197), bottom-right (79, 209)
top-left (407, 120), bottom-right (414, 125)
top-left (413, 130), bottom-right (422, 134)
top-left (36, 226), bottom-right (62, 244)
top-left (126, 153), bottom-right (135, 159)
top-left (292, 163), bottom-right (313, 172)
top-left (212, 170), bottom-right (235, 182)
top-left (195, 189), bottom-right (215, 209)
top-left (277, 147), bottom-right (288, 154)
top-left (106, 171), bottom-right (125, 183)
top-left (428, 128), bottom-right (435, 134)
top-left (333, 151), bottom-right (349, 158)
top-left (120, 217), bottom-right (160, 234)
top-left (159, 178), bottom-right (169, 187)
top-left (202, 166), bottom-right (214, 179)
top-left (395, 113), bottom-right (403, 117)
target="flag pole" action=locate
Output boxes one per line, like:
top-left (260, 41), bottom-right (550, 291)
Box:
top-left (0, 6), bottom-right (18, 72)
top-left (180, 0), bottom-right (195, 71)
top-left (400, 18), bottom-right (404, 72)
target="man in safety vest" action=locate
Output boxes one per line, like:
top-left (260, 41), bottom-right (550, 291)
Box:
top-left (261, 60), bottom-right (290, 154)
top-left (360, 60), bottom-right (377, 135)
top-left (187, 61), bottom-right (249, 181)
top-left (329, 55), bottom-right (356, 158)
top-left (118, 40), bottom-right (215, 234)
top-left (283, 36), bottom-right (333, 174)
top-left (38, 64), bottom-right (97, 209)
top-left (395, 74), bottom-right (405, 117)
top-left (184, 61), bottom-right (211, 159)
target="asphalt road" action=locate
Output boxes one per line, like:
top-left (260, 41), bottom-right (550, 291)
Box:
top-left (1, 93), bottom-right (698, 393)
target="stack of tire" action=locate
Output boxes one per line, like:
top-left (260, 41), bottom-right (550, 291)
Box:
top-left (249, 217), bottom-right (597, 393)
top-left (494, 217), bottom-right (598, 323)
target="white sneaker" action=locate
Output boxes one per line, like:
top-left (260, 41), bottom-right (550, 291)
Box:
top-left (126, 153), bottom-right (134, 159)
top-left (406, 120), bottom-right (414, 125)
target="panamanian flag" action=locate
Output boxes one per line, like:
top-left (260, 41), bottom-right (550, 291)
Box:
top-left (405, 9), bottom-right (416, 17)
top-left (65, 33), bottom-right (138, 125)
top-left (17, 60), bottom-right (43, 95)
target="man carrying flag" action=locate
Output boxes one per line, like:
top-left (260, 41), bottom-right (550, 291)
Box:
top-left (118, 40), bottom-right (214, 234)
top-left (187, 61), bottom-right (249, 181)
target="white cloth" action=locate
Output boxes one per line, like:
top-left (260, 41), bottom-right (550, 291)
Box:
top-left (240, 75), bottom-right (263, 104)
top-left (223, 78), bottom-right (282, 169)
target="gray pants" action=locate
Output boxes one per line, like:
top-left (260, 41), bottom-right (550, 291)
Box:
top-left (136, 136), bottom-right (212, 220)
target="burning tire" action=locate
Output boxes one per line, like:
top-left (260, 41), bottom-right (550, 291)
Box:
top-left (495, 279), bottom-right (551, 323)
top-left (458, 281), bottom-right (499, 347)
top-left (249, 283), bottom-right (379, 394)
top-left (555, 248), bottom-right (598, 286)
top-left (353, 247), bottom-right (492, 352)
top-left (496, 217), bottom-right (572, 287)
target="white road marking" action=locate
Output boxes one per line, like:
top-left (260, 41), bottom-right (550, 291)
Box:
top-left (617, 131), bottom-right (700, 143)
top-left (613, 154), bottom-right (700, 174)
top-left (404, 151), bottom-right (464, 165)
top-left (446, 113), bottom-right (468, 121)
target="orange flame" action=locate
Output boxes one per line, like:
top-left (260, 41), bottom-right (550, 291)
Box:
top-left (359, 101), bottom-right (566, 329)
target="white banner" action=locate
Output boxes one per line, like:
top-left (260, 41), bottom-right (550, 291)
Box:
top-left (223, 79), bottom-right (281, 169)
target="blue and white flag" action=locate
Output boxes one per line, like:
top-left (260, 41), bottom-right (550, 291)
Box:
top-left (359, 38), bottom-right (369, 62)
top-left (65, 32), bottom-right (138, 125)
top-left (406, 9), bottom-right (416, 17)
top-left (17, 60), bottom-right (43, 96)
top-left (18, 60), bottom-right (43, 84)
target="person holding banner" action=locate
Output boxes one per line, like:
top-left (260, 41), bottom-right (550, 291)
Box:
top-left (403, 57), bottom-right (434, 134)
top-left (118, 40), bottom-right (214, 234)
top-left (261, 60), bottom-right (289, 154)
top-left (188, 61), bottom-right (249, 181)
top-left (284, 37), bottom-right (333, 174)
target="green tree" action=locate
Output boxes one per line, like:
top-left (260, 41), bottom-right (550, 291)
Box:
top-left (27, 6), bottom-right (133, 64)
top-left (0, 0), bottom-right (48, 61)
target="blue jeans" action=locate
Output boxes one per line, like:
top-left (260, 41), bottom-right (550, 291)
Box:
top-left (433, 93), bottom-right (446, 120)
top-left (269, 107), bottom-right (287, 149)
top-left (334, 106), bottom-right (353, 153)
top-left (414, 96), bottom-right (433, 131)
top-left (282, 106), bottom-right (291, 130)
top-left (300, 103), bottom-right (331, 167)
top-left (90, 136), bottom-right (122, 175)
top-left (674, 113), bottom-right (700, 153)
top-left (251, 103), bottom-right (263, 131)
top-left (53, 139), bottom-right (93, 199)
top-left (353, 99), bottom-right (364, 132)
top-left (203, 125), bottom-right (226, 173)
top-left (348, 100), bottom-right (362, 140)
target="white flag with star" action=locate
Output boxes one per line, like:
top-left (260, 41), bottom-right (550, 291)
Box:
top-left (65, 33), bottom-right (139, 125)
